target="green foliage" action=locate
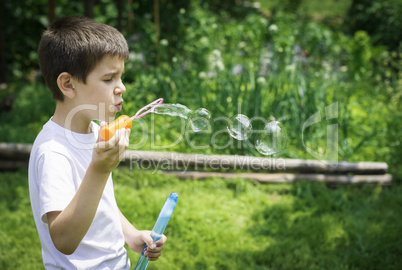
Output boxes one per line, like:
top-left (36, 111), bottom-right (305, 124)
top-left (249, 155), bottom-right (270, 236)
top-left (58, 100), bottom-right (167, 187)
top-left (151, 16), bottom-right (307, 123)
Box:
top-left (2, 0), bottom-right (48, 81)
top-left (345, 0), bottom-right (402, 51)
top-left (1, 169), bottom-right (401, 269)
top-left (120, 4), bottom-right (401, 177)
top-left (1, 0), bottom-right (401, 176)
top-left (0, 83), bottom-right (54, 142)
top-left (258, 0), bottom-right (352, 17)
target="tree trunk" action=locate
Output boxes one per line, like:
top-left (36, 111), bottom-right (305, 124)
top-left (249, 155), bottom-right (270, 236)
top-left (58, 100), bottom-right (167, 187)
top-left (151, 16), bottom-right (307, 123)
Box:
top-left (116, 0), bottom-right (123, 32)
top-left (127, 0), bottom-right (134, 33)
top-left (154, 0), bottom-right (160, 65)
top-left (48, 0), bottom-right (56, 23)
top-left (84, 0), bottom-right (94, 18)
top-left (0, 2), bottom-right (6, 83)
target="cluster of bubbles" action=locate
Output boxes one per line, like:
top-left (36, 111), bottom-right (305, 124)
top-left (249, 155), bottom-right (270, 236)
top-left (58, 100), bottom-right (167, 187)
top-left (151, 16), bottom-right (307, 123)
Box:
top-left (227, 114), bottom-right (287, 155)
top-left (152, 104), bottom-right (287, 155)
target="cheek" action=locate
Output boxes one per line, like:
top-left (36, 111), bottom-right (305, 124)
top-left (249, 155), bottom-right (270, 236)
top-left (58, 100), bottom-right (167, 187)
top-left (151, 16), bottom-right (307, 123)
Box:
top-left (91, 84), bottom-right (110, 100)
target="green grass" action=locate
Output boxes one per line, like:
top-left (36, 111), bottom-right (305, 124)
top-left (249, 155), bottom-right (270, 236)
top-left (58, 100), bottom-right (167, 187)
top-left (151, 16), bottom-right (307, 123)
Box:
top-left (1, 168), bottom-right (401, 269)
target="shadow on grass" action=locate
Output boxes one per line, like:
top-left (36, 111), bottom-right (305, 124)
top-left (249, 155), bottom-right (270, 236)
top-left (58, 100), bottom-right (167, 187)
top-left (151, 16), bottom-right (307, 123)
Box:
top-left (243, 182), bottom-right (402, 270)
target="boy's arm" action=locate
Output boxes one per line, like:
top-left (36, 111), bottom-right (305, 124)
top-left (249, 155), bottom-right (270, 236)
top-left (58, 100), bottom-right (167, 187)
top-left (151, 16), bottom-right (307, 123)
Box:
top-left (118, 209), bottom-right (166, 261)
top-left (47, 128), bottom-right (130, 255)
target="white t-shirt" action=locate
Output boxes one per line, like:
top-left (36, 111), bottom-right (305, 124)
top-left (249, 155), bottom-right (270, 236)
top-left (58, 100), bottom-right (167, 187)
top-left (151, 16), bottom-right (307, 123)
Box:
top-left (28, 118), bottom-right (130, 269)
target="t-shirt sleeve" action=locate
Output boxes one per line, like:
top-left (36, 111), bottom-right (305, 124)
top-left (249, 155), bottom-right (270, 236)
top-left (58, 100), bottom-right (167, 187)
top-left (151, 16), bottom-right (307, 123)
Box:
top-left (37, 151), bottom-right (76, 223)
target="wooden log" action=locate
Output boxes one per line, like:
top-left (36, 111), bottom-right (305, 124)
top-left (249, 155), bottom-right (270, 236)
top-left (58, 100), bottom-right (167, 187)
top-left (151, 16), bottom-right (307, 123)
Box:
top-left (0, 143), bottom-right (32, 160)
top-left (123, 150), bottom-right (388, 174)
top-left (162, 171), bottom-right (393, 186)
top-left (0, 143), bottom-right (390, 175)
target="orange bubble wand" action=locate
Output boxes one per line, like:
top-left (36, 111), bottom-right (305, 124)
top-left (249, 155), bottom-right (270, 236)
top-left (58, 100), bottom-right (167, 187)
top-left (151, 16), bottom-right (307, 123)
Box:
top-left (100, 98), bottom-right (163, 141)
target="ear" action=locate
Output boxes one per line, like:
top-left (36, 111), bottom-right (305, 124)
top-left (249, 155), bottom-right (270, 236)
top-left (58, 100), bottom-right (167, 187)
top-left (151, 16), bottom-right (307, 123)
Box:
top-left (56, 72), bottom-right (76, 99)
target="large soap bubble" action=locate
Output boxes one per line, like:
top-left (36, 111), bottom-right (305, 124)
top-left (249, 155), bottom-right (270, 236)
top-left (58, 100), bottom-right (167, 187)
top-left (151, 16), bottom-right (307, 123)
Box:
top-left (226, 114), bottom-right (252, 141)
top-left (189, 108), bottom-right (211, 132)
top-left (255, 121), bottom-right (287, 155)
top-left (152, 103), bottom-right (193, 119)
top-left (152, 103), bottom-right (210, 132)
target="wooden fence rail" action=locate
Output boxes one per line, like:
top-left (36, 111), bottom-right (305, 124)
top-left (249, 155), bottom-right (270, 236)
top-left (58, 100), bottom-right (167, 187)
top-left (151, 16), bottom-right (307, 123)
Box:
top-left (122, 150), bottom-right (388, 174)
top-left (0, 143), bottom-right (392, 185)
top-left (163, 171), bottom-right (392, 185)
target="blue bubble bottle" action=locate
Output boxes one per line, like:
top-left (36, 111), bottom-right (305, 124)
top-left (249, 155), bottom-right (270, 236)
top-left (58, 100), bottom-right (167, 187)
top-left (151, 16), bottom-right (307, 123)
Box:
top-left (134, 192), bottom-right (179, 270)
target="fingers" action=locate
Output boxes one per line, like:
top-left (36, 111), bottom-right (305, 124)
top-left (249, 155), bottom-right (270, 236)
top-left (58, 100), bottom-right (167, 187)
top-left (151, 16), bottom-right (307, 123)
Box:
top-left (91, 123), bottom-right (131, 173)
top-left (113, 128), bottom-right (130, 148)
top-left (107, 129), bottom-right (130, 159)
top-left (144, 244), bottom-right (164, 261)
top-left (122, 128), bottom-right (131, 148)
top-left (93, 128), bottom-right (130, 168)
top-left (154, 235), bottom-right (167, 246)
top-left (97, 128), bottom-right (130, 151)
top-left (96, 121), bottom-right (107, 143)
top-left (117, 128), bottom-right (130, 160)
top-left (144, 235), bottom-right (167, 261)
top-left (145, 250), bottom-right (162, 261)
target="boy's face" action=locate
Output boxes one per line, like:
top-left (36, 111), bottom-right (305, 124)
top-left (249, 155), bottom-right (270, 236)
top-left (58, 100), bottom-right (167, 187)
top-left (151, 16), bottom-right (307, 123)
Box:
top-left (72, 55), bottom-right (126, 122)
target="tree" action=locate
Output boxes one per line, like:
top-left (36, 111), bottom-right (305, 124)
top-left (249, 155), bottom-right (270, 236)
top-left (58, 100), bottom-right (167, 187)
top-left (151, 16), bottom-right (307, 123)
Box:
top-left (84, 0), bottom-right (94, 18)
top-left (116, 0), bottom-right (123, 31)
top-left (48, 0), bottom-right (56, 23)
top-left (0, 2), bottom-right (5, 83)
top-left (345, 0), bottom-right (402, 50)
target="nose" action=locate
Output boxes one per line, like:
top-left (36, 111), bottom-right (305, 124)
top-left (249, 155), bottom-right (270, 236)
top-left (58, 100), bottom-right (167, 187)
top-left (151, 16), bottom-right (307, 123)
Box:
top-left (114, 79), bottom-right (126, 95)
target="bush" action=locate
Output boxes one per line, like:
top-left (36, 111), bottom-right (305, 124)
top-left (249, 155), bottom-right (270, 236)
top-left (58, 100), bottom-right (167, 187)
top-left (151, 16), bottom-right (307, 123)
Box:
top-left (345, 0), bottom-right (402, 51)
top-left (0, 83), bottom-right (54, 142)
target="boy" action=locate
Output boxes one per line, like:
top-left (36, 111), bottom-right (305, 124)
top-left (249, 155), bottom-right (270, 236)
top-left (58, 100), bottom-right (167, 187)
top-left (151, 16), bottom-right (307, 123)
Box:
top-left (28, 16), bottom-right (166, 269)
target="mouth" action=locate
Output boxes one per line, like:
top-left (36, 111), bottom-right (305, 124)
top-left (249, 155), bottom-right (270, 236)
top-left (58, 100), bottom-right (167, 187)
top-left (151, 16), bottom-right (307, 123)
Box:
top-left (115, 101), bottom-right (123, 112)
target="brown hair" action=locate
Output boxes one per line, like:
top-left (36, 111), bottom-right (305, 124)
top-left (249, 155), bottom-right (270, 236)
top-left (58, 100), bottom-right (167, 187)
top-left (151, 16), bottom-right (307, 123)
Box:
top-left (38, 16), bottom-right (129, 101)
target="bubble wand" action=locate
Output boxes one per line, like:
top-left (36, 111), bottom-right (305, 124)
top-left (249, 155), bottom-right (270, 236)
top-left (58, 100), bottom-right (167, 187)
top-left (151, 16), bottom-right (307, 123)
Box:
top-left (100, 98), bottom-right (163, 141)
top-left (134, 192), bottom-right (179, 270)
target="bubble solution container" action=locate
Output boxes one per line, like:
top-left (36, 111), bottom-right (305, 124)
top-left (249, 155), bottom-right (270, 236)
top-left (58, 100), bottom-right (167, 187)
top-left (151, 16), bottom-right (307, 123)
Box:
top-left (134, 192), bottom-right (179, 270)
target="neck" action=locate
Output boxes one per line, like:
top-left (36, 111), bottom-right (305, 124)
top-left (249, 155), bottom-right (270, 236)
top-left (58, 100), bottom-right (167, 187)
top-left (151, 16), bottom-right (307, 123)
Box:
top-left (52, 101), bottom-right (92, 134)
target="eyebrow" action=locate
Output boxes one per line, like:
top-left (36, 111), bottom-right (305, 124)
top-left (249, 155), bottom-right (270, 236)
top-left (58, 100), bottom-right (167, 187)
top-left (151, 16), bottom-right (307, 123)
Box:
top-left (102, 69), bottom-right (125, 77)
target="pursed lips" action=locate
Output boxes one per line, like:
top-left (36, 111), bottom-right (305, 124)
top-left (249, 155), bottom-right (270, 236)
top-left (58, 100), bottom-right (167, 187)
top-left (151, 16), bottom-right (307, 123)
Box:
top-left (115, 101), bottom-right (123, 112)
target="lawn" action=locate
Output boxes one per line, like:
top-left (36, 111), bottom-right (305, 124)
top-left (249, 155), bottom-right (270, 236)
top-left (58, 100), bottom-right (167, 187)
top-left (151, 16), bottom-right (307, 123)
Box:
top-left (1, 168), bottom-right (401, 269)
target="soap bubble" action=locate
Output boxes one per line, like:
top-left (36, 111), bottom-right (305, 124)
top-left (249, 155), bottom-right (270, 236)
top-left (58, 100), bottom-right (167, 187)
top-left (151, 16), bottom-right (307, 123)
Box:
top-left (227, 114), bottom-right (252, 141)
top-left (153, 104), bottom-right (211, 133)
top-left (153, 103), bottom-right (192, 119)
top-left (255, 121), bottom-right (287, 155)
top-left (189, 108), bottom-right (211, 132)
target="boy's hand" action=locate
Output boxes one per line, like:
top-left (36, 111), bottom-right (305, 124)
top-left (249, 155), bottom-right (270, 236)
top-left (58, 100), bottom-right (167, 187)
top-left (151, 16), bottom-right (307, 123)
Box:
top-left (91, 121), bottom-right (130, 174)
top-left (127, 230), bottom-right (167, 261)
